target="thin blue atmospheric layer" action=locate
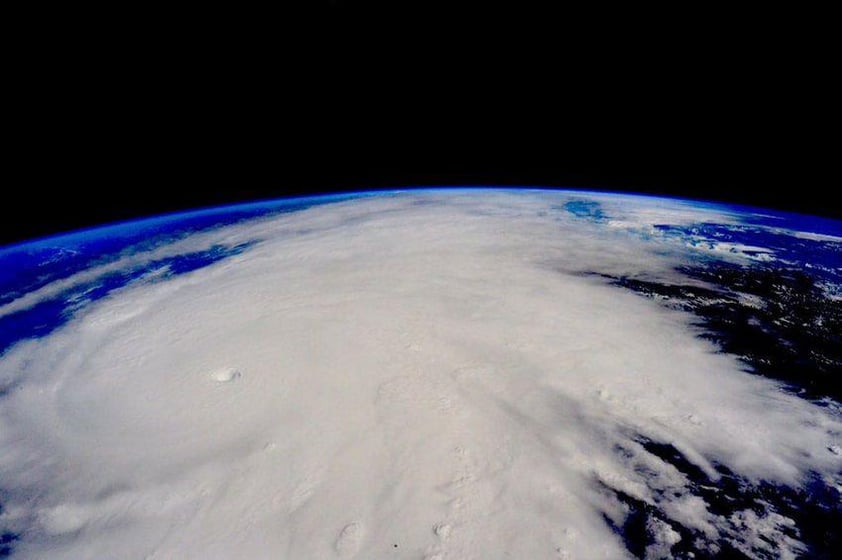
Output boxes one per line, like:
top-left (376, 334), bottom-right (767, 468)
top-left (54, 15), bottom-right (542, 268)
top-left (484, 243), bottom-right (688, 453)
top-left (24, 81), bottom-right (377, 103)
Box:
top-left (0, 193), bottom-right (368, 356)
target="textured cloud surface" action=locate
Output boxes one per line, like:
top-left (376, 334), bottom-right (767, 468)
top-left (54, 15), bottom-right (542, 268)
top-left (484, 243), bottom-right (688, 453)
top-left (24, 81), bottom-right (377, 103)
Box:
top-left (0, 190), bottom-right (840, 559)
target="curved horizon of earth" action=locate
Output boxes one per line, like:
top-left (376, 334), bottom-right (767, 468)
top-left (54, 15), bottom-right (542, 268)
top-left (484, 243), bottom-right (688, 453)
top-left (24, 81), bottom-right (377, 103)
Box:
top-left (0, 188), bottom-right (840, 559)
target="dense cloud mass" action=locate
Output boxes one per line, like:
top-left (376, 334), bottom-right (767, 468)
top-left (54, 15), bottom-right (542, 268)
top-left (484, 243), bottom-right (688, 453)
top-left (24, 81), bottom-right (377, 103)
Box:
top-left (0, 190), bottom-right (840, 559)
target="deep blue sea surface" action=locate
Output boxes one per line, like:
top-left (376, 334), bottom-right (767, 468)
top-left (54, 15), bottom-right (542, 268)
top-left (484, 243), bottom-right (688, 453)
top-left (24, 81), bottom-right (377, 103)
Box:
top-left (0, 193), bottom-right (367, 355)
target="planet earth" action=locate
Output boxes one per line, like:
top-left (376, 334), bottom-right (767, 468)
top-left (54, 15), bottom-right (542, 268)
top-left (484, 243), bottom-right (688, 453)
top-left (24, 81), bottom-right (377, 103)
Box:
top-left (0, 189), bottom-right (840, 559)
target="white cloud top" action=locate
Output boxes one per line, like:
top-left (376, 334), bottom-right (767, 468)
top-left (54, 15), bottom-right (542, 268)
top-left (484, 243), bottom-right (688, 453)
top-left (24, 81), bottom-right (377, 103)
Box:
top-left (0, 190), bottom-right (839, 559)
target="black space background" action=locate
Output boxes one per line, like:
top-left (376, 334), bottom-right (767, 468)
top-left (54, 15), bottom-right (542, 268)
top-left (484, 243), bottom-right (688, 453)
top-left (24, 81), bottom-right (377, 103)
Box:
top-left (4, 3), bottom-right (836, 246)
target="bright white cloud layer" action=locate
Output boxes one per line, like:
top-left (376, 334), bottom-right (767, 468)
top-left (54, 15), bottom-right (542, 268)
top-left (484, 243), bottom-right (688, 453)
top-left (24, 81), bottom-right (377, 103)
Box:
top-left (0, 190), bottom-right (840, 559)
